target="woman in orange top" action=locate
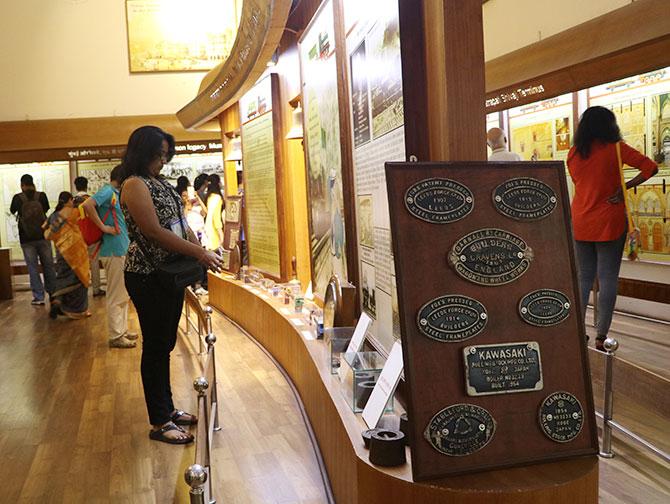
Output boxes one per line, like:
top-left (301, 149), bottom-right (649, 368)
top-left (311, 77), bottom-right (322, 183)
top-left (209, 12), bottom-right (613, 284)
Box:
top-left (567, 106), bottom-right (657, 350)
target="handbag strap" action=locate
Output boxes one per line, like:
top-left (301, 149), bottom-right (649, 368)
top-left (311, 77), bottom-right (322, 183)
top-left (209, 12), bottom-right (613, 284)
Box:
top-left (615, 142), bottom-right (635, 235)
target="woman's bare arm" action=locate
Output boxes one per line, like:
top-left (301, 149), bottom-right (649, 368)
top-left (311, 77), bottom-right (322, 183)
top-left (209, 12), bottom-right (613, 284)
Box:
top-left (122, 178), bottom-right (221, 270)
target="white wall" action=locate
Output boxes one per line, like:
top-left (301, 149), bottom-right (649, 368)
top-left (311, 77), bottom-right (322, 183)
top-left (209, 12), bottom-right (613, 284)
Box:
top-left (0, 0), bottom-right (641, 121)
top-left (0, 0), bottom-right (207, 121)
top-left (483, 0), bottom-right (633, 61)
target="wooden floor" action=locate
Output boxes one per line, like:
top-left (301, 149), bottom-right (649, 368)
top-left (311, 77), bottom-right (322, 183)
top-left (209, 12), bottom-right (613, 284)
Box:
top-left (0, 290), bottom-right (328, 503)
top-left (1, 287), bottom-right (668, 503)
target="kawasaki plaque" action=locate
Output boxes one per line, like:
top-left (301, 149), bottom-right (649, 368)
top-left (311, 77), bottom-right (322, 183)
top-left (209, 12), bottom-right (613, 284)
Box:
top-left (539, 392), bottom-right (584, 443)
top-left (463, 342), bottom-right (543, 396)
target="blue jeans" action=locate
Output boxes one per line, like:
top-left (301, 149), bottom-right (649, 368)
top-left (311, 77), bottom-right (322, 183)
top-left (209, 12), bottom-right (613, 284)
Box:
top-left (574, 232), bottom-right (626, 337)
top-left (21, 240), bottom-right (57, 301)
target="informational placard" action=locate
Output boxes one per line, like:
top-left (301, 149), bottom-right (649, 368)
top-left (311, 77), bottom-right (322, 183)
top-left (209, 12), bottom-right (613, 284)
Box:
top-left (242, 76), bottom-right (281, 278)
top-left (345, 311), bottom-right (372, 354)
top-left (386, 161), bottom-right (598, 480)
top-left (0, 162), bottom-right (70, 260)
top-left (362, 340), bottom-right (403, 428)
top-left (344, 0), bottom-right (406, 355)
top-left (299, 0), bottom-right (348, 299)
top-left (241, 111), bottom-right (281, 277)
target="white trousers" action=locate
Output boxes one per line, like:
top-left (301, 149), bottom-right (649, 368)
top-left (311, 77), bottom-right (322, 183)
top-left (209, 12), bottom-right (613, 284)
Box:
top-left (88, 243), bottom-right (101, 291)
top-left (101, 256), bottom-right (129, 341)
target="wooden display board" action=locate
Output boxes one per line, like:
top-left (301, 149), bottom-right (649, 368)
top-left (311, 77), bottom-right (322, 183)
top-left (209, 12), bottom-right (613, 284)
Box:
top-left (385, 161), bottom-right (598, 481)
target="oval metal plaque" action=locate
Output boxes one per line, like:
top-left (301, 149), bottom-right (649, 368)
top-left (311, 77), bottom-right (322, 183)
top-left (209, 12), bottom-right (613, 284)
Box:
top-left (493, 177), bottom-right (557, 221)
top-left (405, 178), bottom-right (474, 223)
top-left (417, 295), bottom-right (487, 342)
top-left (463, 341), bottom-right (543, 396)
top-left (539, 391), bottom-right (584, 443)
top-left (424, 404), bottom-right (496, 456)
top-left (448, 228), bottom-right (534, 286)
top-left (519, 289), bottom-right (571, 327)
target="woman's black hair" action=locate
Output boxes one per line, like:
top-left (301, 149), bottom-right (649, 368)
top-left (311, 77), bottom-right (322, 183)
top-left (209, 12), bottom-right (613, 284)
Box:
top-left (573, 106), bottom-right (622, 158)
top-left (55, 191), bottom-right (73, 212)
top-left (193, 173), bottom-right (209, 192)
top-left (205, 174), bottom-right (224, 205)
top-left (120, 126), bottom-right (176, 181)
top-left (176, 176), bottom-right (190, 195)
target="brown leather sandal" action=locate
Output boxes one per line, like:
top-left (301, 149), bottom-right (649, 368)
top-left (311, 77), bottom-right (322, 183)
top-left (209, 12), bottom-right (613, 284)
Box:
top-left (149, 422), bottom-right (194, 445)
top-left (171, 409), bottom-right (198, 425)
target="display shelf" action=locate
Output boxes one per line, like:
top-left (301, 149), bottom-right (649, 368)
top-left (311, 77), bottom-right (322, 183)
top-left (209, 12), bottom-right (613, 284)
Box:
top-left (208, 273), bottom-right (598, 504)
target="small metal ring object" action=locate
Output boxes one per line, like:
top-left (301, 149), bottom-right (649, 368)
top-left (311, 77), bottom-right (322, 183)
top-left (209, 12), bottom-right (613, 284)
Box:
top-left (369, 429), bottom-right (407, 467)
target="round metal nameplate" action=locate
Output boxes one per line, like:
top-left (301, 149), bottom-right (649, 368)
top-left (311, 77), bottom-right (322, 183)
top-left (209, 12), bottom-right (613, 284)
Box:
top-left (519, 289), bottom-right (571, 327)
top-left (539, 391), bottom-right (584, 443)
top-left (424, 404), bottom-right (496, 456)
top-left (417, 295), bottom-right (487, 342)
top-left (448, 228), bottom-right (534, 286)
top-left (493, 177), bottom-right (557, 221)
top-left (404, 178), bottom-right (474, 224)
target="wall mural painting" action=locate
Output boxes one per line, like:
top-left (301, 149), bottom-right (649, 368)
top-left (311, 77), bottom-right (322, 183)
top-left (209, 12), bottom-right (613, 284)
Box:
top-left (300, 0), bottom-right (348, 298)
top-left (125, 0), bottom-right (240, 72)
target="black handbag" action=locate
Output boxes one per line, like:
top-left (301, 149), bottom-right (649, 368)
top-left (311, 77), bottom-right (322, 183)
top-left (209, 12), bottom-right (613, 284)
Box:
top-left (150, 180), bottom-right (203, 291)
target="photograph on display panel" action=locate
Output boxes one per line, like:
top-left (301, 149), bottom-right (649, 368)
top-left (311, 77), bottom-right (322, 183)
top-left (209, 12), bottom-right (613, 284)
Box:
top-left (345, 0), bottom-right (405, 354)
top-left (299, 0), bottom-right (348, 298)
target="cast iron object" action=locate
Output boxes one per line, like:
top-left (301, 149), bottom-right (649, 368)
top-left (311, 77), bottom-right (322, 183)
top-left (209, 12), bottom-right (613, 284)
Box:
top-left (399, 413), bottom-right (410, 445)
top-left (355, 380), bottom-right (377, 410)
top-left (362, 428), bottom-right (380, 449)
top-left (369, 430), bottom-right (407, 467)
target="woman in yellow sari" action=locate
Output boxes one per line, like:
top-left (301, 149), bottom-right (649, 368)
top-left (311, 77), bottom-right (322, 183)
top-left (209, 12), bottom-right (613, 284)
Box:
top-left (44, 192), bottom-right (91, 319)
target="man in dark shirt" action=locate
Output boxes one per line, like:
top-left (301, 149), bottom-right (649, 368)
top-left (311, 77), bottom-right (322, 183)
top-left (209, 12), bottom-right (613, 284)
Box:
top-left (9, 174), bottom-right (57, 305)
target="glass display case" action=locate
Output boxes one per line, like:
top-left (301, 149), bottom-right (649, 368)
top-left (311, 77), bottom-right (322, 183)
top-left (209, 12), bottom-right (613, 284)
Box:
top-left (339, 350), bottom-right (391, 413)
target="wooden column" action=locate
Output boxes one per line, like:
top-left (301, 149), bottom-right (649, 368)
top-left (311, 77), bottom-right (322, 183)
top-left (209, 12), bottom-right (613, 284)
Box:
top-left (219, 106), bottom-right (241, 196)
top-left (402, 0), bottom-right (487, 162)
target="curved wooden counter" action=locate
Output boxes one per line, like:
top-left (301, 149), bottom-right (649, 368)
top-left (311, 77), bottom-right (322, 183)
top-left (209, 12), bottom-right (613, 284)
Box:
top-left (209, 274), bottom-right (599, 503)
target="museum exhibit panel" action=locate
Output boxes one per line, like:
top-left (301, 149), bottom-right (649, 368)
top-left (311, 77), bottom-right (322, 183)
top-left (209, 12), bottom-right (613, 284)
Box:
top-left (1, 0), bottom-right (668, 502)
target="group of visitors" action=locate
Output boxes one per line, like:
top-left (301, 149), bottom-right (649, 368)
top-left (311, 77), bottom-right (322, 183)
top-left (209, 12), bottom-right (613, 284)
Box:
top-left (10, 107), bottom-right (655, 446)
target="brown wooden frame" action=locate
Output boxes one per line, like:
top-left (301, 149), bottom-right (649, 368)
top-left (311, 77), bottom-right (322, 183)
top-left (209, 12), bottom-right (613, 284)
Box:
top-left (386, 161), bottom-right (599, 480)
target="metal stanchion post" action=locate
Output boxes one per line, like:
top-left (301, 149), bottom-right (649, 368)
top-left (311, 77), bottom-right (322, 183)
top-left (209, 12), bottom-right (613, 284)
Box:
top-left (599, 337), bottom-right (619, 458)
top-left (184, 464), bottom-right (207, 504)
top-left (204, 306), bottom-right (221, 432)
top-left (592, 280), bottom-right (598, 328)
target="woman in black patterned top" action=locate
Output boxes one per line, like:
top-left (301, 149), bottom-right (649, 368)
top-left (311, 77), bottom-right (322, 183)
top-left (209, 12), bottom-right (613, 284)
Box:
top-left (120, 126), bottom-right (222, 444)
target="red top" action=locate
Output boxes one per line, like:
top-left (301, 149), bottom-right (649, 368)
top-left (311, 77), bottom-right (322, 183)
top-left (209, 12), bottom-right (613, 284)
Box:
top-left (567, 141), bottom-right (657, 242)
